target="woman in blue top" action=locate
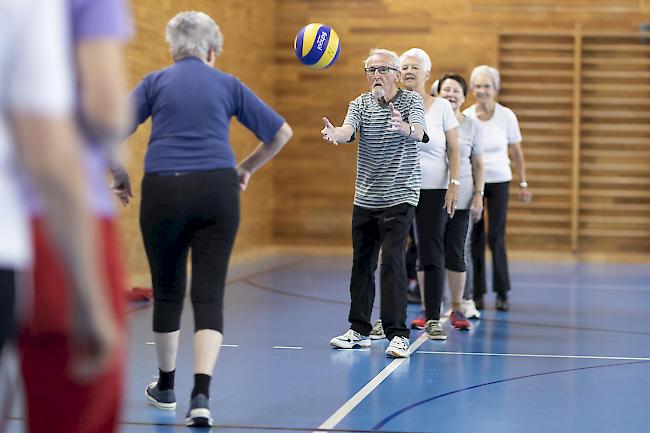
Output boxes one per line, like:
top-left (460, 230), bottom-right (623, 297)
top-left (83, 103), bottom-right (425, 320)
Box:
top-left (113, 11), bottom-right (292, 426)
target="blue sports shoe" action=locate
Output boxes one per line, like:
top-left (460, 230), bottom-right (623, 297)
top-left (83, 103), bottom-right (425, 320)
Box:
top-left (185, 393), bottom-right (213, 427)
top-left (145, 382), bottom-right (176, 410)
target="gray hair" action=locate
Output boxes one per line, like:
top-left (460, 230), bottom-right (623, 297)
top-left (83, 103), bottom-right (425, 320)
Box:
top-left (165, 11), bottom-right (223, 61)
top-left (399, 48), bottom-right (431, 72)
top-left (469, 65), bottom-right (500, 92)
top-left (364, 48), bottom-right (400, 69)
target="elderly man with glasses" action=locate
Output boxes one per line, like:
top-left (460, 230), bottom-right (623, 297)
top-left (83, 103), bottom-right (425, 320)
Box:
top-left (321, 48), bottom-right (428, 358)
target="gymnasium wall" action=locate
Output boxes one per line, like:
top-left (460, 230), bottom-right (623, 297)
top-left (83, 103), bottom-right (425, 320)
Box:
top-left (272, 0), bottom-right (650, 258)
top-left (119, 0), bottom-right (650, 285)
top-left (121, 0), bottom-right (279, 285)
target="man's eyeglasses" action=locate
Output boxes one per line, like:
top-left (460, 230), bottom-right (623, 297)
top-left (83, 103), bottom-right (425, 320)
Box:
top-left (364, 66), bottom-right (398, 75)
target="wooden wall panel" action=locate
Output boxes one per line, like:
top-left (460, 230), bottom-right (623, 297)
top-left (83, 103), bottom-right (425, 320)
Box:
top-left (497, 32), bottom-right (576, 252)
top-left (121, 0), bottom-right (278, 285)
top-left (579, 32), bottom-right (650, 254)
top-left (273, 0), bottom-right (650, 257)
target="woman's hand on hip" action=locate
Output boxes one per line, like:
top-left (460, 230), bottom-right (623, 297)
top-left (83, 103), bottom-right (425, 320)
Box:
top-left (236, 166), bottom-right (251, 191)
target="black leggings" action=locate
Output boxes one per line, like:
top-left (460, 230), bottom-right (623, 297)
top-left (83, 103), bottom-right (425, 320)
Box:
top-left (140, 169), bottom-right (240, 334)
top-left (471, 181), bottom-right (510, 296)
top-left (415, 189), bottom-right (470, 320)
top-left (0, 269), bottom-right (16, 355)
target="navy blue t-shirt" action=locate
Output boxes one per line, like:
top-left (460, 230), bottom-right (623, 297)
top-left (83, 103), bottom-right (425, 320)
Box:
top-left (131, 57), bottom-right (285, 174)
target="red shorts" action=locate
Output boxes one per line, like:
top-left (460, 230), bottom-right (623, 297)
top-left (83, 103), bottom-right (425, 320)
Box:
top-left (19, 218), bottom-right (126, 433)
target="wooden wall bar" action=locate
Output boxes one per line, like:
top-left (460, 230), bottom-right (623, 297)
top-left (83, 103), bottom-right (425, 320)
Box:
top-left (272, 0), bottom-right (650, 259)
top-left (118, 1), bottom-right (650, 286)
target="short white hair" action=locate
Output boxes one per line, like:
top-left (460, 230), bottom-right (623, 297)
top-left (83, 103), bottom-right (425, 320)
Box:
top-left (364, 48), bottom-right (400, 69)
top-left (470, 65), bottom-right (500, 92)
top-left (165, 11), bottom-right (223, 61)
top-left (399, 48), bottom-right (431, 72)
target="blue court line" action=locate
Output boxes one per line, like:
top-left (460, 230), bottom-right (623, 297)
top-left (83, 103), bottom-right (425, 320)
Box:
top-left (482, 317), bottom-right (650, 336)
top-left (514, 282), bottom-right (650, 292)
top-left (6, 416), bottom-right (430, 433)
top-left (243, 278), bottom-right (351, 306)
top-left (238, 279), bottom-right (649, 336)
top-left (372, 360), bottom-right (650, 430)
top-left (125, 259), bottom-right (306, 313)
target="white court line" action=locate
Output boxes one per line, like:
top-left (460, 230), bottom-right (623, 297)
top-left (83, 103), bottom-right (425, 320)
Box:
top-left (220, 344), bottom-right (239, 348)
top-left (316, 318), bottom-right (447, 432)
top-left (273, 346), bottom-right (303, 350)
top-left (416, 350), bottom-right (650, 362)
top-left (145, 342), bottom-right (155, 345)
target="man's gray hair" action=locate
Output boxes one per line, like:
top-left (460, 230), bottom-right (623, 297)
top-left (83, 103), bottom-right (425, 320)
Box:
top-left (399, 48), bottom-right (432, 73)
top-left (364, 48), bottom-right (400, 69)
top-left (165, 11), bottom-right (223, 61)
top-left (469, 65), bottom-right (500, 92)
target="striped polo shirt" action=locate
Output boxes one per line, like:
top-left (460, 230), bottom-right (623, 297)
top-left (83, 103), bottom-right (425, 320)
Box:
top-left (343, 89), bottom-right (425, 209)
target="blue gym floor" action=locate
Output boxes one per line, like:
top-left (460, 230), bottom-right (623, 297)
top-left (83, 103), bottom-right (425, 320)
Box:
top-left (6, 254), bottom-right (650, 432)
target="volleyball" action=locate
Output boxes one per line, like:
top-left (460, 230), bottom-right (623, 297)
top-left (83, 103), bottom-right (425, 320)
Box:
top-left (293, 23), bottom-right (341, 69)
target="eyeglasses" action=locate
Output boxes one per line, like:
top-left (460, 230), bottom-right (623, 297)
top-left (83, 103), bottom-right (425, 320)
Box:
top-left (364, 66), bottom-right (398, 75)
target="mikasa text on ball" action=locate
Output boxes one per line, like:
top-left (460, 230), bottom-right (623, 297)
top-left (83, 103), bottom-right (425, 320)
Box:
top-left (293, 23), bottom-right (340, 69)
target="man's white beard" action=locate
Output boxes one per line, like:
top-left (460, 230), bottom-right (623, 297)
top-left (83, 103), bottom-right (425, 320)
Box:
top-left (372, 86), bottom-right (385, 100)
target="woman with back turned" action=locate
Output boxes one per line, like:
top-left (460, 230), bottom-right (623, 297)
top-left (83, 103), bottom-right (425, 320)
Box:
top-left (114, 11), bottom-right (293, 426)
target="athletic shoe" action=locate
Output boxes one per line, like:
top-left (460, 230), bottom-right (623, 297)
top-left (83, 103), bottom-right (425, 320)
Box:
top-left (496, 293), bottom-right (510, 311)
top-left (185, 393), bottom-right (213, 427)
top-left (424, 320), bottom-right (447, 340)
top-left (407, 289), bottom-right (421, 304)
top-left (450, 311), bottom-right (471, 330)
top-left (441, 308), bottom-right (452, 318)
top-left (145, 382), bottom-right (176, 410)
top-left (369, 320), bottom-right (386, 340)
top-left (406, 279), bottom-right (421, 304)
top-left (330, 329), bottom-right (371, 349)
top-left (461, 299), bottom-right (481, 319)
top-left (410, 315), bottom-right (426, 330)
top-left (385, 336), bottom-right (410, 358)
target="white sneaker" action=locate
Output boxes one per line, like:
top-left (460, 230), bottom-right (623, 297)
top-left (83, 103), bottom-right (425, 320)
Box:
top-left (369, 319), bottom-right (386, 340)
top-left (461, 299), bottom-right (481, 319)
top-left (385, 336), bottom-right (410, 358)
top-left (330, 329), bottom-right (371, 349)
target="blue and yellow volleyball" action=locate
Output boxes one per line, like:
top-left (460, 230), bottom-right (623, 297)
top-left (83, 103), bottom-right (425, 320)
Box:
top-left (293, 23), bottom-right (341, 69)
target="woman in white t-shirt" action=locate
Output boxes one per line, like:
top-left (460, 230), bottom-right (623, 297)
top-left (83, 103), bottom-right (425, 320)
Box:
top-left (463, 65), bottom-right (532, 312)
top-left (400, 48), bottom-right (460, 340)
top-left (436, 73), bottom-right (485, 326)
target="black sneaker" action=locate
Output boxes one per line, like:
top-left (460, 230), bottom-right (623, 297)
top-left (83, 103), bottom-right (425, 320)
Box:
top-left (145, 382), bottom-right (176, 410)
top-left (496, 293), bottom-right (510, 311)
top-left (185, 393), bottom-right (213, 427)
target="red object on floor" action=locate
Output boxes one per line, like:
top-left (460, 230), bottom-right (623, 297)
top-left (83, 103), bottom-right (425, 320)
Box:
top-left (450, 311), bottom-right (471, 330)
top-left (410, 315), bottom-right (426, 330)
top-left (126, 287), bottom-right (153, 301)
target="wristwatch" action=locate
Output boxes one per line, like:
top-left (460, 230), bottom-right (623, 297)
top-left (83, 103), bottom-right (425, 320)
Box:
top-left (449, 179), bottom-right (460, 186)
top-left (519, 181), bottom-right (528, 188)
top-left (407, 123), bottom-right (415, 137)
top-left (474, 190), bottom-right (484, 196)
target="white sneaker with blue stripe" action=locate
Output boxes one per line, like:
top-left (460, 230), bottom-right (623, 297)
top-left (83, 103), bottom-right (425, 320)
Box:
top-left (330, 329), bottom-right (371, 349)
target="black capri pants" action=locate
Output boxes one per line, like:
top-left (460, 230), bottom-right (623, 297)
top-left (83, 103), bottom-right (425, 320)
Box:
top-left (444, 209), bottom-right (470, 273)
top-left (415, 189), bottom-right (470, 320)
top-left (0, 269), bottom-right (16, 355)
top-left (140, 168), bottom-right (240, 334)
